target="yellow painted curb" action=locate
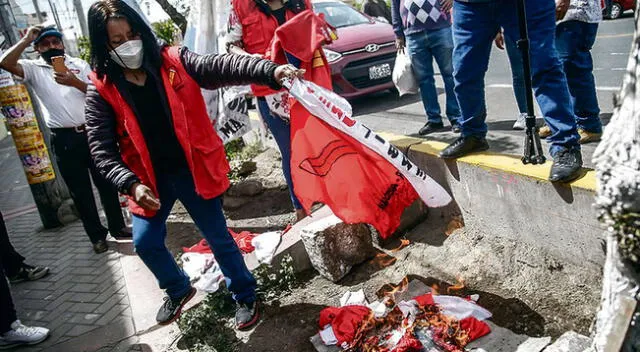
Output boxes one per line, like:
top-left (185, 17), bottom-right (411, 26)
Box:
top-left (379, 132), bottom-right (596, 192)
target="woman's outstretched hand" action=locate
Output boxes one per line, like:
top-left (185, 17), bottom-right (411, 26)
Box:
top-left (274, 64), bottom-right (306, 84)
top-left (130, 182), bottom-right (161, 211)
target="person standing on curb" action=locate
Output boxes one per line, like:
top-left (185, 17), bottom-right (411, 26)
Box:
top-left (538, 0), bottom-right (604, 144)
top-left (0, 27), bottom-right (130, 254)
top-left (441, 0), bottom-right (584, 183)
top-left (391, 0), bottom-right (461, 135)
top-left (494, 30), bottom-right (529, 130)
top-left (85, 0), bottom-right (303, 329)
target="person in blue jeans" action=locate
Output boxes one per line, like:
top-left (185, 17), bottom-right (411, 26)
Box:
top-left (391, 0), bottom-right (461, 135)
top-left (494, 30), bottom-right (529, 130)
top-left (441, 0), bottom-right (584, 183)
top-left (539, 0), bottom-right (603, 144)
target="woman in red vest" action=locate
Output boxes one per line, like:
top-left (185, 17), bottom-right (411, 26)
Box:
top-left (227, 0), bottom-right (319, 222)
top-left (84, 0), bottom-right (302, 329)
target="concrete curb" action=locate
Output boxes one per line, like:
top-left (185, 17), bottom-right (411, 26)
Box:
top-left (379, 132), bottom-right (604, 268)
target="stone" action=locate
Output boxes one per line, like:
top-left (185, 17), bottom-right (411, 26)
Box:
top-left (222, 195), bottom-right (250, 210)
top-left (228, 180), bottom-right (264, 197)
top-left (237, 160), bottom-right (257, 177)
top-left (543, 331), bottom-right (592, 352)
top-left (300, 215), bottom-right (375, 282)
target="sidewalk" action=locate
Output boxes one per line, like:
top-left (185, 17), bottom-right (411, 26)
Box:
top-left (1, 136), bottom-right (140, 352)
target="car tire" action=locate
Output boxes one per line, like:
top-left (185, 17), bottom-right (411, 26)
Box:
top-left (610, 3), bottom-right (623, 19)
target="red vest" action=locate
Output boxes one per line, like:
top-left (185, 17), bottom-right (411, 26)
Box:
top-left (90, 46), bottom-right (230, 218)
top-left (233, 0), bottom-right (312, 97)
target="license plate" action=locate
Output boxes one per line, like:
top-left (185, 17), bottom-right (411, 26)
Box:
top-left (369, 63), bottom-right (391, 80)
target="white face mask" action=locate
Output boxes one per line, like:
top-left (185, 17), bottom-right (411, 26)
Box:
top-left (109, 39), bottom-right (144, 69)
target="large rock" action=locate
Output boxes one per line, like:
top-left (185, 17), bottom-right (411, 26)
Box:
top-left (222, 195), bottom-right (250, 210)
top-left (543, 331), bottom-right (591, 352)
top-left (300, 215), bottom-right (375, 282)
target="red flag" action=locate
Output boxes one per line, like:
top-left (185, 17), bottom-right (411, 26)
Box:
top-left (267, 11), bottom-right (447, 238)
top-left (290, 103), bottom-right (419, 238)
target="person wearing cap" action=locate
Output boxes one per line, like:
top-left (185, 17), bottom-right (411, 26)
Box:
top-left (0, 26), bottom-right (130, 254)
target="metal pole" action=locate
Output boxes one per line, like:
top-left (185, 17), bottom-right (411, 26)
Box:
top-left (47, 0), bottom-right (62, 30)
top-left (0, 0), bottom-right (71, 228)
top-left (31, 0), bottom-right (44, 23)
top-left (516, 0), bottom-right (545, 165)
top-left (72, 0), bottom-right (87, 37)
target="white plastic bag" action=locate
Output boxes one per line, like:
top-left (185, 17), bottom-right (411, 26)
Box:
top-left (392, 50), bottom-right (418, 96)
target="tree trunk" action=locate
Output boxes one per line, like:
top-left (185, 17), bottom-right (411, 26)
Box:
top-left (155, 0), bottom-right (187, 34)
top-left (591, 5), bottom-right (640, 351)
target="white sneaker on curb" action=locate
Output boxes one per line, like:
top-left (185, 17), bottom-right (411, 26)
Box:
top-left (0, 320), bottom-right (49, 349)
top-left (513, 113), bottom-right (527, 130)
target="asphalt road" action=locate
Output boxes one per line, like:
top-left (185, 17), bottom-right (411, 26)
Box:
top-left (350, 13), bottom-right (635, 168)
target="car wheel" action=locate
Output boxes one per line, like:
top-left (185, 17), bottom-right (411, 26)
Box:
top-left (610, 3), bottom-right (623, 19)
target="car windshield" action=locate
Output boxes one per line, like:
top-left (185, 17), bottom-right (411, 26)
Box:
top-left (313, 2), bottom-right (371, 28)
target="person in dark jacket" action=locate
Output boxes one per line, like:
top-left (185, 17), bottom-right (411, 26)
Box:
top-left (84, 0), bottom-right (303, 329)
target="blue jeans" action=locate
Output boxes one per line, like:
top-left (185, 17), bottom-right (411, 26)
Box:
top-left (556, 21), bottom-right (602, 133)
top-left (257, 99), bottom-right (303, 210)
top-left (406, 26), bottom-right (461, 125)
top-left (504, 33), bottom-right (527, 114)
top-left (132, 170), bottom-right (256, 302)
top-left (452, 0), bottom-right (580, 156)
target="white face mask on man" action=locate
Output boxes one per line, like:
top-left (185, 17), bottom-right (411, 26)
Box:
top-left (109, 39), bottom-right (144, 69)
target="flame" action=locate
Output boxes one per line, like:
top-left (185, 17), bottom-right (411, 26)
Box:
top-left (445, 216), bottom-right (464, 236)
top-left (447, 276), bottom-right (466, 294)
top-left (391, 238), bottom-right (411, 252)
top-left (431, 283), bottom-right (440, 295)
top-left (370, 252), bottom-right (397, 270)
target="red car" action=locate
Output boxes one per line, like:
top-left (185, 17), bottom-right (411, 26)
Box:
top-left (313, 0), bottom-right (397, 99)
top-left (607, 0), bottom-right (635, 19)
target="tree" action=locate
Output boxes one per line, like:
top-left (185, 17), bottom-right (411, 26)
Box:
top-left (590, 6), bottom-right (640, 351)
top-left (155, 0), bottom-right (188, 34)
top-left (152, 19), bottom-right (178, 45)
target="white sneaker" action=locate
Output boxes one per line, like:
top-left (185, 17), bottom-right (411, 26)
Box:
top-left (513, 113), bottom-right (527, 130)
top-left (0, 320), bottom-right (49, 349)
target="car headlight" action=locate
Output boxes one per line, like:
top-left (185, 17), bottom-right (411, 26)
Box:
top-left (323, 48), bottom-right (342, 63)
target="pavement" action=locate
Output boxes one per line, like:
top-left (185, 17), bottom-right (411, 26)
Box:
top-left (349, 14), bottom-right (635, 169)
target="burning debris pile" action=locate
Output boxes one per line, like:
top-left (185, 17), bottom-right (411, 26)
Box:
top-left (311, 278), bottom-right (493, 352)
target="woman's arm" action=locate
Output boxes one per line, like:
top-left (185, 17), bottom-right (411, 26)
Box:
top-left (85, 85), bottom-right (140, 195)
top-left (180, 47), bottom-right (281, 90)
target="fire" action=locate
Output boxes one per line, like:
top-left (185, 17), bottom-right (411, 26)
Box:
top-left (431, 283), bottom-right (440, 295)
top-left (447, 276), bottom-right (466, 295)
top-left (391, 238), bottom-right (411, 252)
top-left (378, 277), bottom-right (410, 301)
top-left (370, 252), bottom-right (397, 270)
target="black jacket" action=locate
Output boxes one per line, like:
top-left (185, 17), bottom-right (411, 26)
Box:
top-left (85, 46), bottom-right (280, 195)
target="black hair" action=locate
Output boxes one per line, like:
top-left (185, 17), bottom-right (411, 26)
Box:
top-left (255, 0), bottom-right (307, 15)
top-left (87, 0), bottom-right (161, 79)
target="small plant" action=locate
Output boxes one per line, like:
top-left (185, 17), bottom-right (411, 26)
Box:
top-left (254, 254), bottom-right (298, 302)
top-left (226, 139), bottom-right (264, 183)
top-left (177, 287), bottom-right (238, 352)
top-left (176, 255), bottom-right (298, 351)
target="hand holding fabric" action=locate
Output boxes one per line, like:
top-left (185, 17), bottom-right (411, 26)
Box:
top-left (274, 64), bottom-right (306, 84)
top-left (556, 0), bottom-right (570, 20)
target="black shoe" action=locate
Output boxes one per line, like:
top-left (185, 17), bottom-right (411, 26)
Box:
top-left (156, 287), bottom-right (197, 325)
top-left (439, 136), bottom-right (489, 159)
top-left (111, 227), bottom-right (132, 240)
top-left (451, 124), bottom-right (461, 133)
top-left (8, 264), bottom-right (50, 284)
top-left (235, 300), bottom-right (260, 330)
top-left (549, 149), bottom-right (583, 183)
top-left (93, 240), bottom-right (109, 254)
top-left (418, 122), bottom-right (445, 136)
